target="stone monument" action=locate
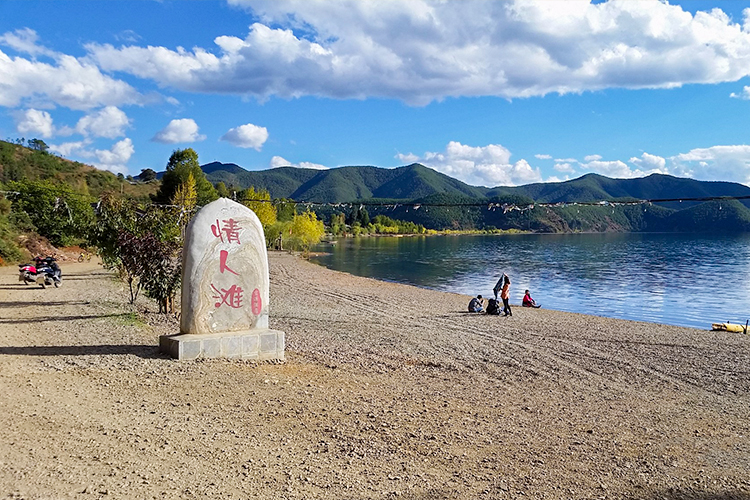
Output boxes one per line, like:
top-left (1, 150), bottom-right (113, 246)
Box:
top-left (159, 198), bottom-right (285, 360)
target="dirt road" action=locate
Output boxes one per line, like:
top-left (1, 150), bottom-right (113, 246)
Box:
top-left (1, 253), bottom-right (749, 499)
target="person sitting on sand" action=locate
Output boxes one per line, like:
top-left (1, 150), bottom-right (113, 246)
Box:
top-left (522, 289), bottom-right (541, 308)
top-left (468, 295), bottom-right (484, 313)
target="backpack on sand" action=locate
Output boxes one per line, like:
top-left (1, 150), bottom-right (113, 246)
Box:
top-left (486, 298), bottom-right (501, 315)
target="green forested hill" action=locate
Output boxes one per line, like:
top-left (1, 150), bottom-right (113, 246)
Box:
top-left (203, 162), bottom-right (487, 201)
top-left (489, 173), bottom-right (750, 209)
top-left (0, 140), bottom-right (157, 200)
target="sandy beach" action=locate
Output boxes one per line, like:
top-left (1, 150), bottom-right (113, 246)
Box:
top-left (1, 252), bottom-right (749, 499)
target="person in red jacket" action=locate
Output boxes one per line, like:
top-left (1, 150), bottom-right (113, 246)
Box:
top-left (522, 289), bottom-right (541, 308)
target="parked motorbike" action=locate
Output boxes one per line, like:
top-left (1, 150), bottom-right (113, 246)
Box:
top-left (34, 256), bottom-right (62, 288)
top-left (18, 262), bottom-right (37, 284)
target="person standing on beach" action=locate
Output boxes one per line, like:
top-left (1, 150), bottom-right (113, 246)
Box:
top-left (493, 273), bottom-right (507, 301)
top-left (501, 276), bottom-right (512, 317)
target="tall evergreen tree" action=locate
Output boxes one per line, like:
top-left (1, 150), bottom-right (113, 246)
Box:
top-left (154, 148), bottom-right (217, 206)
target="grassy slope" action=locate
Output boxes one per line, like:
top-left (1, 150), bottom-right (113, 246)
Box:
top-left (0, 140), bottom-right (158, 200)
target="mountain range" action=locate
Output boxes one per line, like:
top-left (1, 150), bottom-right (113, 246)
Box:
top-left (197, 161), bottom-right (750, 233)
top-left (3, 135), bottom-right (748, 234)
top-left (200, 161), bottom-right (750, 208)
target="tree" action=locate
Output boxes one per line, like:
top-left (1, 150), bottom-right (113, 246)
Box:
top-left (27, 138), bottom-right (48, 153)
top-left (139, 168), bottom-right (157, 182)
top-left (138, 233), bottom-right (182, 314)
top-left (172, 172), bottom-right (197, 212)
top-left (215, 181), bottom-right (230, 198)
top-left (90, 193), bottom-right (182, 310)
top-left (7, 180), bottom-right (94, 247)
top-left (347, 205), bottom-right (369, 225)
top-left (154, 149), bottom-right (217, 206)
top-left (276, 199), bottom-right (296, 222)
top-left (328, 212), bottom-right (346, 235)
top-left (287, 210), bottom-right (325, 255)
top-left (239, 186), bottom-right (277, 228)
top-left (359, 207), bottom-right (370, 226)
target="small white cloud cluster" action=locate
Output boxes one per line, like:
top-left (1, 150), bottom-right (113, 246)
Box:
top-left (398, 142), bottom-right (750, 187)
top-left (49, 138), bottom-right (134, 175)
top-left (549, 148), bottom-right (750, 186)
top-left (152, 118), bottom-right (206, 144)
top-left (14, 109), bottom-right (55, 138)
top-left (220, 123), bottom-right (268, 150)
top-left (270, 156), bottom-right (327, 170)
top-left (397, 141), bottom-right (542, 187)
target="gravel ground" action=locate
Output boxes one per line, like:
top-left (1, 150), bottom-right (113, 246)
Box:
top-left (1, 252), bottom-right (749, 500)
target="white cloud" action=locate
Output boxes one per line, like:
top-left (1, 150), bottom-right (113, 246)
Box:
top-left (84, 1), bottom-right (750, 104)
top-left (92, 138), bottom-right (134, 174)
top-left (669, 145), bottom-right (750, 185)
top-left (270, 155), bottom-right (327, 170)
top-left (535, 154), bottom-right (552, 160)
top-left (48, 137), bottom-right (134, 174)
top-left (76, 106), bottom-right (130, 139)
top-left (579, 155), bottom-right (665, 179)
top-left (629, 152), bottom-right (666, 171)
top-left (396, 141), bottom-right (542, 187)
top-left (554, 162), bottom-right (575, 173)
top-left (730, 86), bottom-right (750, 100)
top-left (14, 108), bottom-right (54, 138)
top-left (0, 30), bottom-right (140, 110)
top-left (542, 147), bottom-right (750, 185)
top-left (48, 140), bottom-right (88, 158)
top-left (152, 118), bottom-right (206, 144)
top-left (555, 158), bottom-right (577, 163)
top-left (220, 123), bottom-right (268, 150)
top-left (0, 28), bottom-right (55, 58)
top-left (583, 160), bottom-right (639, 178)
top-left (115, 30), bottom-right (142, 43)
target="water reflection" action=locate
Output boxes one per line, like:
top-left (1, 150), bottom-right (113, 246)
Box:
top-left (310, 233), bottom-right (750, 329)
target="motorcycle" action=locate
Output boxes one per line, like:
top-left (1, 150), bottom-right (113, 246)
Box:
top-left (18, 262), bottom-right (37, 284)
top-left (34, 256), bottom-right (62, 288)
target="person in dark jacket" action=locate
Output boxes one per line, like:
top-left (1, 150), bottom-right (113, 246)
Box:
top-left (468, 295), bottom-right (484, 313)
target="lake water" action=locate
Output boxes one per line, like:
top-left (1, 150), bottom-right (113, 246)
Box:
top-left (310, 233), bottom-right (750, 330)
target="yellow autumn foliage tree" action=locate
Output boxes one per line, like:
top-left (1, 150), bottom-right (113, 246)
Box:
top-left (240, 186), bottom-right (277, 228)
top-left (171, 172), bottom-right (197, 212)
top-left (287, 210), bottom-right (325, 255)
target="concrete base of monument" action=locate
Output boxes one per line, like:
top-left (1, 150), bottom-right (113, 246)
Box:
top-left (159, 329), bottom-right (285, 361)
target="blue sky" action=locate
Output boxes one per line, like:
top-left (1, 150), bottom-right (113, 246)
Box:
top-left (2, 0), bottom-right (750, 188)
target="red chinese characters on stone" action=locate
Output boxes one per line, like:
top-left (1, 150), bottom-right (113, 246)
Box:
top-left (211, 284), bottom-right (244, 309)
top-left (251, 288), bottom-right (262, 316)
top-left (211, 218), bottom-right (242, 244)
top-left (218, 250), bottom-right (238, 276)
top-left (208, 216), bottom-right (260, 316)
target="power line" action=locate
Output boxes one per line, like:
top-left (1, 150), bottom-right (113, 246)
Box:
top-left (237, 194), bottom-right (750, 213)
top-left (3, 189), bottom-right (749, 213)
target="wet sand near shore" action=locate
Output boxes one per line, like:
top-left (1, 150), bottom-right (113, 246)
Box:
top-left (1, 252), bottom-right (749, 499)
